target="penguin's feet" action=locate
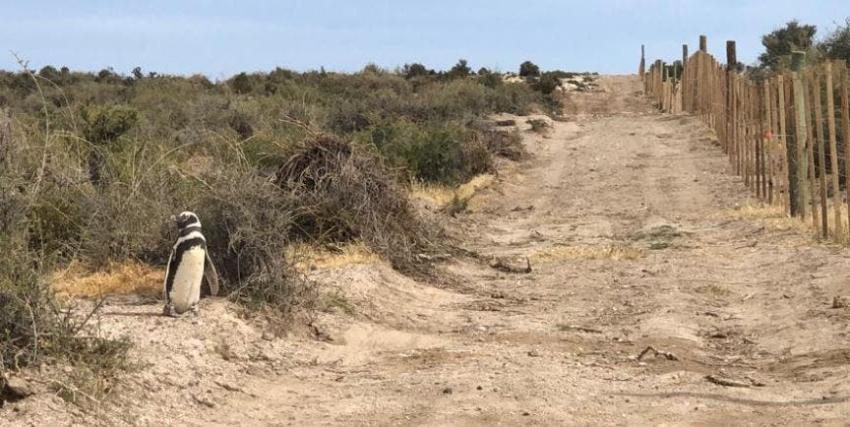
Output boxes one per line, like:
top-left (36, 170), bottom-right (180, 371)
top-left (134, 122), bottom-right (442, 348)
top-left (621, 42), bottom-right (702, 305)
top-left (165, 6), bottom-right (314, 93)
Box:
top-left (163, 303), bottom-right (179, 318)
top-left (190, 304), bottom-right (200, 316)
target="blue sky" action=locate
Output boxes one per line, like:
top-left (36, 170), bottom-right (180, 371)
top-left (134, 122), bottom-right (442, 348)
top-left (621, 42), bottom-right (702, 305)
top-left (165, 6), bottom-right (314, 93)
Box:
top-left (0, 1), bottom-right (846, 79)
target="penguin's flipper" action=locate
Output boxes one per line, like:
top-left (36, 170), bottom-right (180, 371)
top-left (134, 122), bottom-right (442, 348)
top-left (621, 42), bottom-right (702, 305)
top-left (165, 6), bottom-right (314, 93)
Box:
top-left (203, 251), bottom-right (220, 297)
top-left (163, 248), bottom-right (176, 301)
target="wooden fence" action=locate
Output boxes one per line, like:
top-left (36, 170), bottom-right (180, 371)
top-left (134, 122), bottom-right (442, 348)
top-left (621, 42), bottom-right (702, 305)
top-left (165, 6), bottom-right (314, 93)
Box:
top-left (642, 36), bottom-right (850, 241)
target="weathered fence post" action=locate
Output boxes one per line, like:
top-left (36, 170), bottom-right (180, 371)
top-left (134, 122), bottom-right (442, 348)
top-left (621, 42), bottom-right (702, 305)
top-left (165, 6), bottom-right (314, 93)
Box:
top-left (841, 62), bottom-right (850, 233)
top-left (788, 51), bottom-right (808, 217)
top-left (777, 75), bottom-right (790, 212)
top-left (757, 83), bottom-right (766, 199)
top-left (699, 35), bottom-right (707, 52)
top-left (726, 41), bottom-right (737, 159)
top-left (805, 68), bottom-right (818, 230)
top-left (682, 45), bottom-right (690, 110)
top-left (812, 70), bottom-right (828, 237)
top-left (656, 60), bottom-right (663, 107)
top-left (824, 62), bottom-right (841, 238)
top-left (759, 81), bottom-right (768, 200)
top-left (764, 80), bottom-right (774, 204)
top-left (639, 45), bottom-right (646, 78)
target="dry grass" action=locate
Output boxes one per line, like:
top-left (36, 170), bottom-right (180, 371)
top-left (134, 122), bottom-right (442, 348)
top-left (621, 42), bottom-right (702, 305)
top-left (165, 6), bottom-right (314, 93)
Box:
top-left (532, 243), bottom-right (646, 262)
top-left (410, 174), bottom-right (495, 210)
top-left (288, 242), bottom-right (379, 271)
top-left (718, 202), bottom-right (812, 234)
top-left (51, 261), bottom-right (163, 298)
top-left (695, 284), bottom-right (732, 297)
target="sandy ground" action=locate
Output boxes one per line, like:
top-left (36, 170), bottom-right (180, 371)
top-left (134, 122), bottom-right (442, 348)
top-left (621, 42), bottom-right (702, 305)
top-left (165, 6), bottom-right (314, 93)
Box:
top-left (6, 75), bottom-right (850, 425)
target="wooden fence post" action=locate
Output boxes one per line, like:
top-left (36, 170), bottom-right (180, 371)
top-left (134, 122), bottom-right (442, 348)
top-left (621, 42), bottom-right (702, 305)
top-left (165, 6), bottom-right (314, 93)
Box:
top-left (764, 80), bottom-right (774, 204)
top-left (655, 60), bottom-right (663, 107)
top-left (760, 82), bottom-right (769, 200)
top-left (778, 75), bottom-right (790, 213)
top-left (726, 41), bottom-right (737, 158)
top-left (640, 45), bottom-right (646, 78)
top-left (789, 51), bottom-right (808, 217)
top-left (679, 44), bottom-right (693, 111)
top-left (805, 69), bottom-right (818, 230)
top-left (738, 78), bottom-right (746, 178)
top-left (841, 62), bottom-right (850, 233)
top-left (812, 70), bottom-right (828, 237)
top-left (825, 62), bottom-right (842, 238)
top-left (699, 35), bottom-right (707, 52)
top-left (748, 84), bottom-right (756, 191)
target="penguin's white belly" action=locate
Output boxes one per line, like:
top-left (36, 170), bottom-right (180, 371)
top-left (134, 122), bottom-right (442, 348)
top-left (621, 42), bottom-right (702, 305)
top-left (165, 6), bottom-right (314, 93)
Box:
top-left (170, 247), bottom-right (206, 313)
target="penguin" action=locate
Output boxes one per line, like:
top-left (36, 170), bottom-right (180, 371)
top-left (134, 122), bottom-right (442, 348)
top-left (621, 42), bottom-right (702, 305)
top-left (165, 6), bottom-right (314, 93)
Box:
top-left (163, 211), bottom-right (220, 317)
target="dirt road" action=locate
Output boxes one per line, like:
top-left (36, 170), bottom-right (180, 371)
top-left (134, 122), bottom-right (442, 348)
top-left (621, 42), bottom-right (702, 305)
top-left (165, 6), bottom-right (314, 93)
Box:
top-left (10, 75), bottom-right (850, 425)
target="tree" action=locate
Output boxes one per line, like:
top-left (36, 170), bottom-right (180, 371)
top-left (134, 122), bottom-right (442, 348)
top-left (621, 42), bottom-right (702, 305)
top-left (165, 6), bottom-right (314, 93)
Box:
top-left (448, 59), bottom-right (471, 79)
top-left (80, 105), bottom-right (138, 185)
top-left (403, 63), bottom-right (430, 79)
top-left (758, 20), bottom-right (817, 70)
top-left (820, 18), bottom-right (850, 63)
top-left (37, 65), bottom-right (60, 82)
top-left (361, 63), bottom-right (383, 75)
top-left (132, 66), bottom-right (144, 80)
top-left (519, 61), bottom-right (540, 77)
top-left (476, 68), bottom-right (501, 88)
top-left (531, 74), bottom-right (559, 95)
top-left (230, 72), bottom-right (253, 94)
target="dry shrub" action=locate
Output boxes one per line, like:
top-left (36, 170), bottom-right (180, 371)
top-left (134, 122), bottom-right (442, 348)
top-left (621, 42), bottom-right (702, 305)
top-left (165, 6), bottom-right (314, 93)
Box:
top-left (277, 134), bottom-right (441, 274)
top-left (461, 138), bottom-right (493, 176)
top-left (0, 247), bottom-right (48, 372)
top-left (476, 127), bottom-right (526, 161)
top-left (527, 118), bottom-right (550, 134)
top-left (0, 214), bottom-right (131, 408)
top-left (71, 182), bottom-right (174, 265)
top-left (194, 167), bottom-right (313, 312)
top-left (0, 108), bottom-right (130, 403)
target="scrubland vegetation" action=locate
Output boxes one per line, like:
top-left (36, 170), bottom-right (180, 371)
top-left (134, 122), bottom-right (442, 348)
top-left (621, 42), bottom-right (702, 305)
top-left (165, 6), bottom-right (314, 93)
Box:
top-left (756, 19), bottom-right (850, 70)
top-left (0, 58), bottom-right (568, 399)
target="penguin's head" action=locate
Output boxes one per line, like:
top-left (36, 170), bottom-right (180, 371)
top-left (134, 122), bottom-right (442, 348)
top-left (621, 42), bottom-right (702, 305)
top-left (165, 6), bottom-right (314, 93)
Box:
top-left (171, 211), bottom-right (201, 230)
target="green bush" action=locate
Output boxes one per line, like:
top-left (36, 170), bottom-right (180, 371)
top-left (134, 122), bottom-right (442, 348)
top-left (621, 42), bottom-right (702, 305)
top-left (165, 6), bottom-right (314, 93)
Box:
top-left (230, 72), bottom-right (254, 94)
top-left (403, 63), bottom-right (432, 79)
top-left (356, 118), bottom-right (489, 184)
top-left (758, 20), bottom-right (818, 70)
top-left (448, 59), bottom-right (472, 79)
top-left (80, 104), bottom-right (138, 145)
top-left (0, 113), bottom-right (130, 403)
top-left (531, 73), bottom-right (561, 95)
top-left (820, 18), bottom-right (850, 63)
top-left (519, 61), bottom-right (541, 77)
top-left (79, 104), bottom-right (138, 185)
top-left (477, 69), bottom-right (502, 89)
